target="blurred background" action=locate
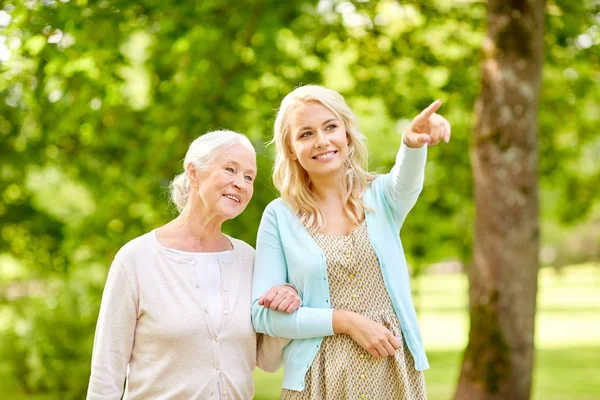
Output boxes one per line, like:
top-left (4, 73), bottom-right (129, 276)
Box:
top-left (0, 0), bottom-right (598, 399)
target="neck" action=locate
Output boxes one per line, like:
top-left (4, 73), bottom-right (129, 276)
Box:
top-left (175, 205), bottom-right (224, 240)
top-left (309, 174), bottom-right (347, 206)
top-left (157, 199), bottom-right (232, 252)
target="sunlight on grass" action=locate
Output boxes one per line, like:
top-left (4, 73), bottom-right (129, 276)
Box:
top-left (253, 265), bottom-right (600, 400)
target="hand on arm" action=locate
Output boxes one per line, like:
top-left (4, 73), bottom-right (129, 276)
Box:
top-left (333, 310), bottom-right (400, 358)
top-left (259, 284), bottom-right (302, 314)
top-left (403, 100), bottom-right (451, 148)
top-left (252, 205), bottom-right (334, 339)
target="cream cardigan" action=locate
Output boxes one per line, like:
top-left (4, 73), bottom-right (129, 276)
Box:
top-left (87, 231), bottom-right (287, 400)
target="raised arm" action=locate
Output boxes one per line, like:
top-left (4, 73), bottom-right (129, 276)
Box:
top-left (384, 100), bottom-right (451, 228)
top-left (86, 260), bottom-right (137, 400)
top-left (251, 205), bottom-right (334, 339)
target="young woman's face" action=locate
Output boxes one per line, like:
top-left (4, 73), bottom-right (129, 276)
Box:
top-left (287, 102), bottom-right (349, 180)
top-left (191, 144), bottom-right (256, 221)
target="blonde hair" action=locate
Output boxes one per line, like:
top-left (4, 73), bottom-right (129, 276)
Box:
top-left (272, 85), bottom-right (376, 232)
top-left (170, 130), bottom-right (254, 212)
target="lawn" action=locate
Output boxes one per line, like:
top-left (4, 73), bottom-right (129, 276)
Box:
top-left (2, 265), bottom-right (597, 399)
top-left (253, 265), bottom-right (600, 400)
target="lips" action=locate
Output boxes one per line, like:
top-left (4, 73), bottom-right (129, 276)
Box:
top-left (223, 194), bottom-right (241, 203)
top-left (312, 150), bottom-right (338, 160)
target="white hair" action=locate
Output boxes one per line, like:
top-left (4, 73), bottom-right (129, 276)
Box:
top-left (169, 130), bottom-right (255, 212)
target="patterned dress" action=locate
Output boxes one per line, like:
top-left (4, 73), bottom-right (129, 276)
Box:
top-left (280, 221), bottom-right (427, 400)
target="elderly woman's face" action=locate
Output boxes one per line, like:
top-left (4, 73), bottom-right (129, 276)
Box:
top-left (193, 144), bottom-right (256, 221)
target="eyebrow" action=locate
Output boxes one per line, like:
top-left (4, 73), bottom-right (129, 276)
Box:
top-left (297, 118), bottom-right (339, 133)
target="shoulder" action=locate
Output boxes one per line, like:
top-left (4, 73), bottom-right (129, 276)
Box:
top-left (260, 197), bottom-right (289, 223)
top-left (259, 198), bottom-right (303, 235)
top-left (113, 230), bottom-right (157, 270)
top-left (264, 197), bottom-right (286, 213)
top-left (264, 197), bottom-right (298, 219)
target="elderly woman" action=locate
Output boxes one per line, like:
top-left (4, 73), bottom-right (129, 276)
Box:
top-left (87, 130), bottom-right (299, 400)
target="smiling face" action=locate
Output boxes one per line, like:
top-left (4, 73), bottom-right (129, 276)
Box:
top-left (287, 102), bottom-right (349, 181)
top-left (189, 143), bottom-right (256, 222)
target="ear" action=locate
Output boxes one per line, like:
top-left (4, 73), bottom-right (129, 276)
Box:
top-left (289, 146), bottom-right (298, 161)
top-left (185, 163), bottom-right (198, 187)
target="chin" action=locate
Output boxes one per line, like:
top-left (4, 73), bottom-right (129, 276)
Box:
top-left (310, 163), bottom-right (345, 176)
top-left (222, 206), bottom-right (246, 220)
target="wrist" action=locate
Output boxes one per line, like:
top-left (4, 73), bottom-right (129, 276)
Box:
top-left (402, 134), bottom-right (424, 149)
top-left (333, 310), bottom-right (355, 334)
top-left (282, 283), bottom-right (302, 307)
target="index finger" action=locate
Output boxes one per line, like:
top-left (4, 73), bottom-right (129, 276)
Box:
top-left (414, 99), bottom-right (442, 123)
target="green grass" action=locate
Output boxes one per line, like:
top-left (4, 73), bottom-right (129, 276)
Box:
top-left (2, 266), bottom-right (598, 399)
top-left (254, 265), bottom-right (600, 399)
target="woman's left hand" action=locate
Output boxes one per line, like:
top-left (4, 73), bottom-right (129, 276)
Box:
top-left (258, 284), bottom-right (302, 314)
top-left (403, 99), bottom-right (451, 148)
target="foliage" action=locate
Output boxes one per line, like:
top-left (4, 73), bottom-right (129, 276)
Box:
top-left (0, 0), bottom-right (598, 397)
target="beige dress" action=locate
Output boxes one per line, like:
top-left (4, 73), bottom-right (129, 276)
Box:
top-left (280, 221), bottom-right (427, 400)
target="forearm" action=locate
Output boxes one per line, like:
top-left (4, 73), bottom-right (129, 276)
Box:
top-left (380, 140), bottom-right (427, 227)
top-left (252, 301), bottom-right (334, 339)
top-left (390, 139), bottom-right (427, 196)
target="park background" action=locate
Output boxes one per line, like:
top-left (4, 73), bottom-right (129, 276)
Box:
top-left (0, 0), bottom-right (598, 399)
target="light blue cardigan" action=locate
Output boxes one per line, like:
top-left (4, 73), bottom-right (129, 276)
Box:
top-left (251, 143), bottom-right (430, 391)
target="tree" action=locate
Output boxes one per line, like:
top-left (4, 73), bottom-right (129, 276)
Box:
top-left (1, 0), bottom-right (597, 398)
top-left (455, 1), bottom-right (545, 399)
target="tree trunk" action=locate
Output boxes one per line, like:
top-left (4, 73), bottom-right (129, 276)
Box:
top-left (454, 1), bottom-right (544, 400)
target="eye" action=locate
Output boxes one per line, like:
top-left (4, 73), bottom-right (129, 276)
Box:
top-left (300, 131), bottom-right (312, 139)
top-left (326, 124), bottom-right (338, 131)
top-left (245, 175), bottom-right (254, 182)
top-left (225, 167), bottom-right (235, 173)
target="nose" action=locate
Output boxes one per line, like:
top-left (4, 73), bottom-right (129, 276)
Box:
top-left (314, 130), bottom-right (329, 148)
top-left (232, 174), bottom-right (244, 191)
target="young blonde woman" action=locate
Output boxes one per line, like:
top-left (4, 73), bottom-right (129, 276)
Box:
top-left (251, 85), bottom-right (451, 399)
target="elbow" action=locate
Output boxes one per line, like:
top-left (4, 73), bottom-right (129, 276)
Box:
top-left (257, 359), bottom-right (282, 374)
top-left (256, 335), bottom-right (290, 373)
